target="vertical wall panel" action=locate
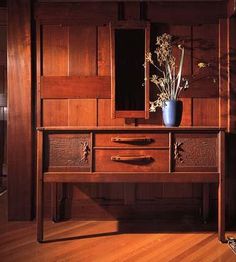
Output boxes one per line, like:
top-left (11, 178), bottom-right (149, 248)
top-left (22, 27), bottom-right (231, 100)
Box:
top-left (8, 0), bottom-right (32, 219)
top-left (98, 25), bottom-right (110, 76)
top-left (98, 99), bottom-right (124, 126)
top-left (193, 24), bottom-right (218, 76)
top-left (180, 98), bottom-right (192, 126)
top-left (136, 111), bottom-right (163, 126)
top-left (42, 25), bottom-right (69, 76)
top-left (193, 98), bottom-right (219, 126)
top-left (163, 184), bottom-right (193, 199)
top-left (125, 2), bottom-right (140, 20)
top-left (169, 25), bottom-right (192, 76)
top-left (98, 184), bottom-right (124, 200)
top-left (43, 99), bottom-right (68, 126)
top-left (0, 65), bottom-right (5, 93)
top-left (229, 17), bottom-right (236, 131)
top-left (136, 184), bottom-right (163, 200)
top-left (219, 19), bottom-right (229, 129)
top-left (0, 26), bottom-right (6, 66)
top-left (68, 99), bottom-right (97, 126)
top-left (69, 26), bottom-right (97, 76)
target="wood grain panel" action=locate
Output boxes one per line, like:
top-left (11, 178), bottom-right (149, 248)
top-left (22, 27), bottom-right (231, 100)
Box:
top-left (8, 0), bottom-right (32, 220)
top-left (41, 76), bottom-right (111, 99)
top-left (98, 99), bottom-right (124, 126)
top-left (180, 98), bottom-right (192, 126)
top-left (0, 65), bottom-right (6, 94)
top-left (192, 24), bottom-right (218, 89)
top-left (193, 24), bottom-right (218, 74)
top-left (35, 2), bottom-right (117, 23)
top-left (125, 2), bottom-right (140, 20)
top-left (148, 2), bottom-right (226, 24)
top-left (98, 184), bottom-right (123, 200)
top-left (69, 26), bottom-right (96, 76)
top-left (180, 78), bottom-right (219, 98)
top-left (169, 25), bottom-right (191, 76)
top-left (42, 99), bottom-right (68, 126)
top-left (68, 99), bottom-right (97, 126)
top-left (0, 8), bottom-right (7, 26)
top-left (136, 184), bottom-right (163, 200)
top-left (193, 98), bottom-right (219, 126)
top-left (136, 111), bottom-right (163, 126)
top-left (163, 184), bottom-right (193, 198)
top-left (98, 25), bottom-right (110, 76)
top-left (229, 16), bottom-right (236, 131)
top-left (72, 184), bottom-right (98, 200)
top-left (219, 19), bottom-right (229, 129)
top-left (0, 26), bottom-right (6, 66)
top-left (42, 25), bottom-right (68, 76)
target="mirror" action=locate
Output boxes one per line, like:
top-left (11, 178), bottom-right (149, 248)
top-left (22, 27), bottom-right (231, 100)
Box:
top-left (110, 22), bottom-right (150, 119)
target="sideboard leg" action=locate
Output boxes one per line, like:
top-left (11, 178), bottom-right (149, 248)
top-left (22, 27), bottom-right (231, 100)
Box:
top-left (218, 131), bottom-right (226, 243)
top-left (218, 177), bottom-right (226, 243)
top-left (37, 130), bottom-right (44, 243)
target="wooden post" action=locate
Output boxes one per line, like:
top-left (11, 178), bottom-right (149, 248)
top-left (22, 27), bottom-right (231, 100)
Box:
top-left (7, 0), bottom-right (32, 220)
top-left (218, 130), bottom-right (226, 243)
top-left (37, 130), bottom-right (44, 242)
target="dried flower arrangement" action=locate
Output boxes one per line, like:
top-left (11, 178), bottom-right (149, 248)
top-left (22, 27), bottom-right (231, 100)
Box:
top-left (145, 33), bottom-right (189, 112)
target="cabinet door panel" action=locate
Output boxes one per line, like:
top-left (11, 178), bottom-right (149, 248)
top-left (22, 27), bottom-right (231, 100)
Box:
top-left (173, 133), bottom-right (218, 172)
top-left (44, 133), bottom-right (91, 172)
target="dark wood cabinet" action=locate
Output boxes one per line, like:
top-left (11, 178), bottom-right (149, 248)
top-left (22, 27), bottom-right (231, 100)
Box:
top-left (37, 127), bottom-right (225, 243)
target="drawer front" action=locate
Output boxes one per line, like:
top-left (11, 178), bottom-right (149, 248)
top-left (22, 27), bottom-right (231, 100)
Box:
top-left (173, 133), bottom-right (218, 172)
top-left (44, 133), bottom-right (91, 172)
top-left (95, 133), bottom-right (169, 148)
top-left (95, 149), bottom-right (169, 172)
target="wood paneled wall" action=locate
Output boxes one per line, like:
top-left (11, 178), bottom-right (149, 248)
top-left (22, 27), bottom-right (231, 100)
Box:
top-left (34, 1), bottom-right (230, 220)
top-left (0, 16), bottom-right (6, 181)
top-left (8, 1), bottom-right (236, 221)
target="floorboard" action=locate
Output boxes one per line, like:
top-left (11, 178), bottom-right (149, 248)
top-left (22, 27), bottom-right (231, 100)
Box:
top-left (0, 193), bottom-right (235, 262)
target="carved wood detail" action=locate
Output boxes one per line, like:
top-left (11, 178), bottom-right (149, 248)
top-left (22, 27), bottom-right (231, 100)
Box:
top-left (174, 141), bottom-right (184, 163)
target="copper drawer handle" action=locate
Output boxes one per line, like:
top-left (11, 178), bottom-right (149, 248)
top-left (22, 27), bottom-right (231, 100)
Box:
top-left (111, 137), bottom-right (152, 143)
top-left (111, 155), bottom-right (152, 162)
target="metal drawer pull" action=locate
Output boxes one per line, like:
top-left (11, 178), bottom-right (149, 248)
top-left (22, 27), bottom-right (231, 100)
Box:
top-left (111, 155), bottom-right (152, 162)
top-left (111, 137), bottom-right (152, 143)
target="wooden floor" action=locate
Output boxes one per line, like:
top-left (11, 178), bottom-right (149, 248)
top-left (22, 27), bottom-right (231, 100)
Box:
top-left (0, 194), bottom-right (236, 262)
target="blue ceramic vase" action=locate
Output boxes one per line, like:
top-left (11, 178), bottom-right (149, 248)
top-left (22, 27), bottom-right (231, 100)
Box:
top-left (162, 100), bottom-right (183, 127)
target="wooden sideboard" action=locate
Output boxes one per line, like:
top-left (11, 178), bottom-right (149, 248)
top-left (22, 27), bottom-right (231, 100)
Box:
top-left (36, 127), bottom-right (225, 243)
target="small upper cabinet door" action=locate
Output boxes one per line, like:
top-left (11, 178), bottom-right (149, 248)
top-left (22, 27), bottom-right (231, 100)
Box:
top-left (110, 21), bottom-right (150, 119)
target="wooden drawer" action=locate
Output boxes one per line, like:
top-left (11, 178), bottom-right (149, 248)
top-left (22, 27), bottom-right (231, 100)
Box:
top-left (94, 133), bottom-right (169, 148)
top-left (95, 149), bottom-right (169, 172)
top-left (173, 133), bottom-right (218, 172)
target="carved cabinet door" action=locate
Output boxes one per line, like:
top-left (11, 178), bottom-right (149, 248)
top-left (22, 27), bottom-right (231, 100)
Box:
top-left (44, 132), bottom-right (92, 172)
top-left (173, 133), bottom-right (218, 172)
